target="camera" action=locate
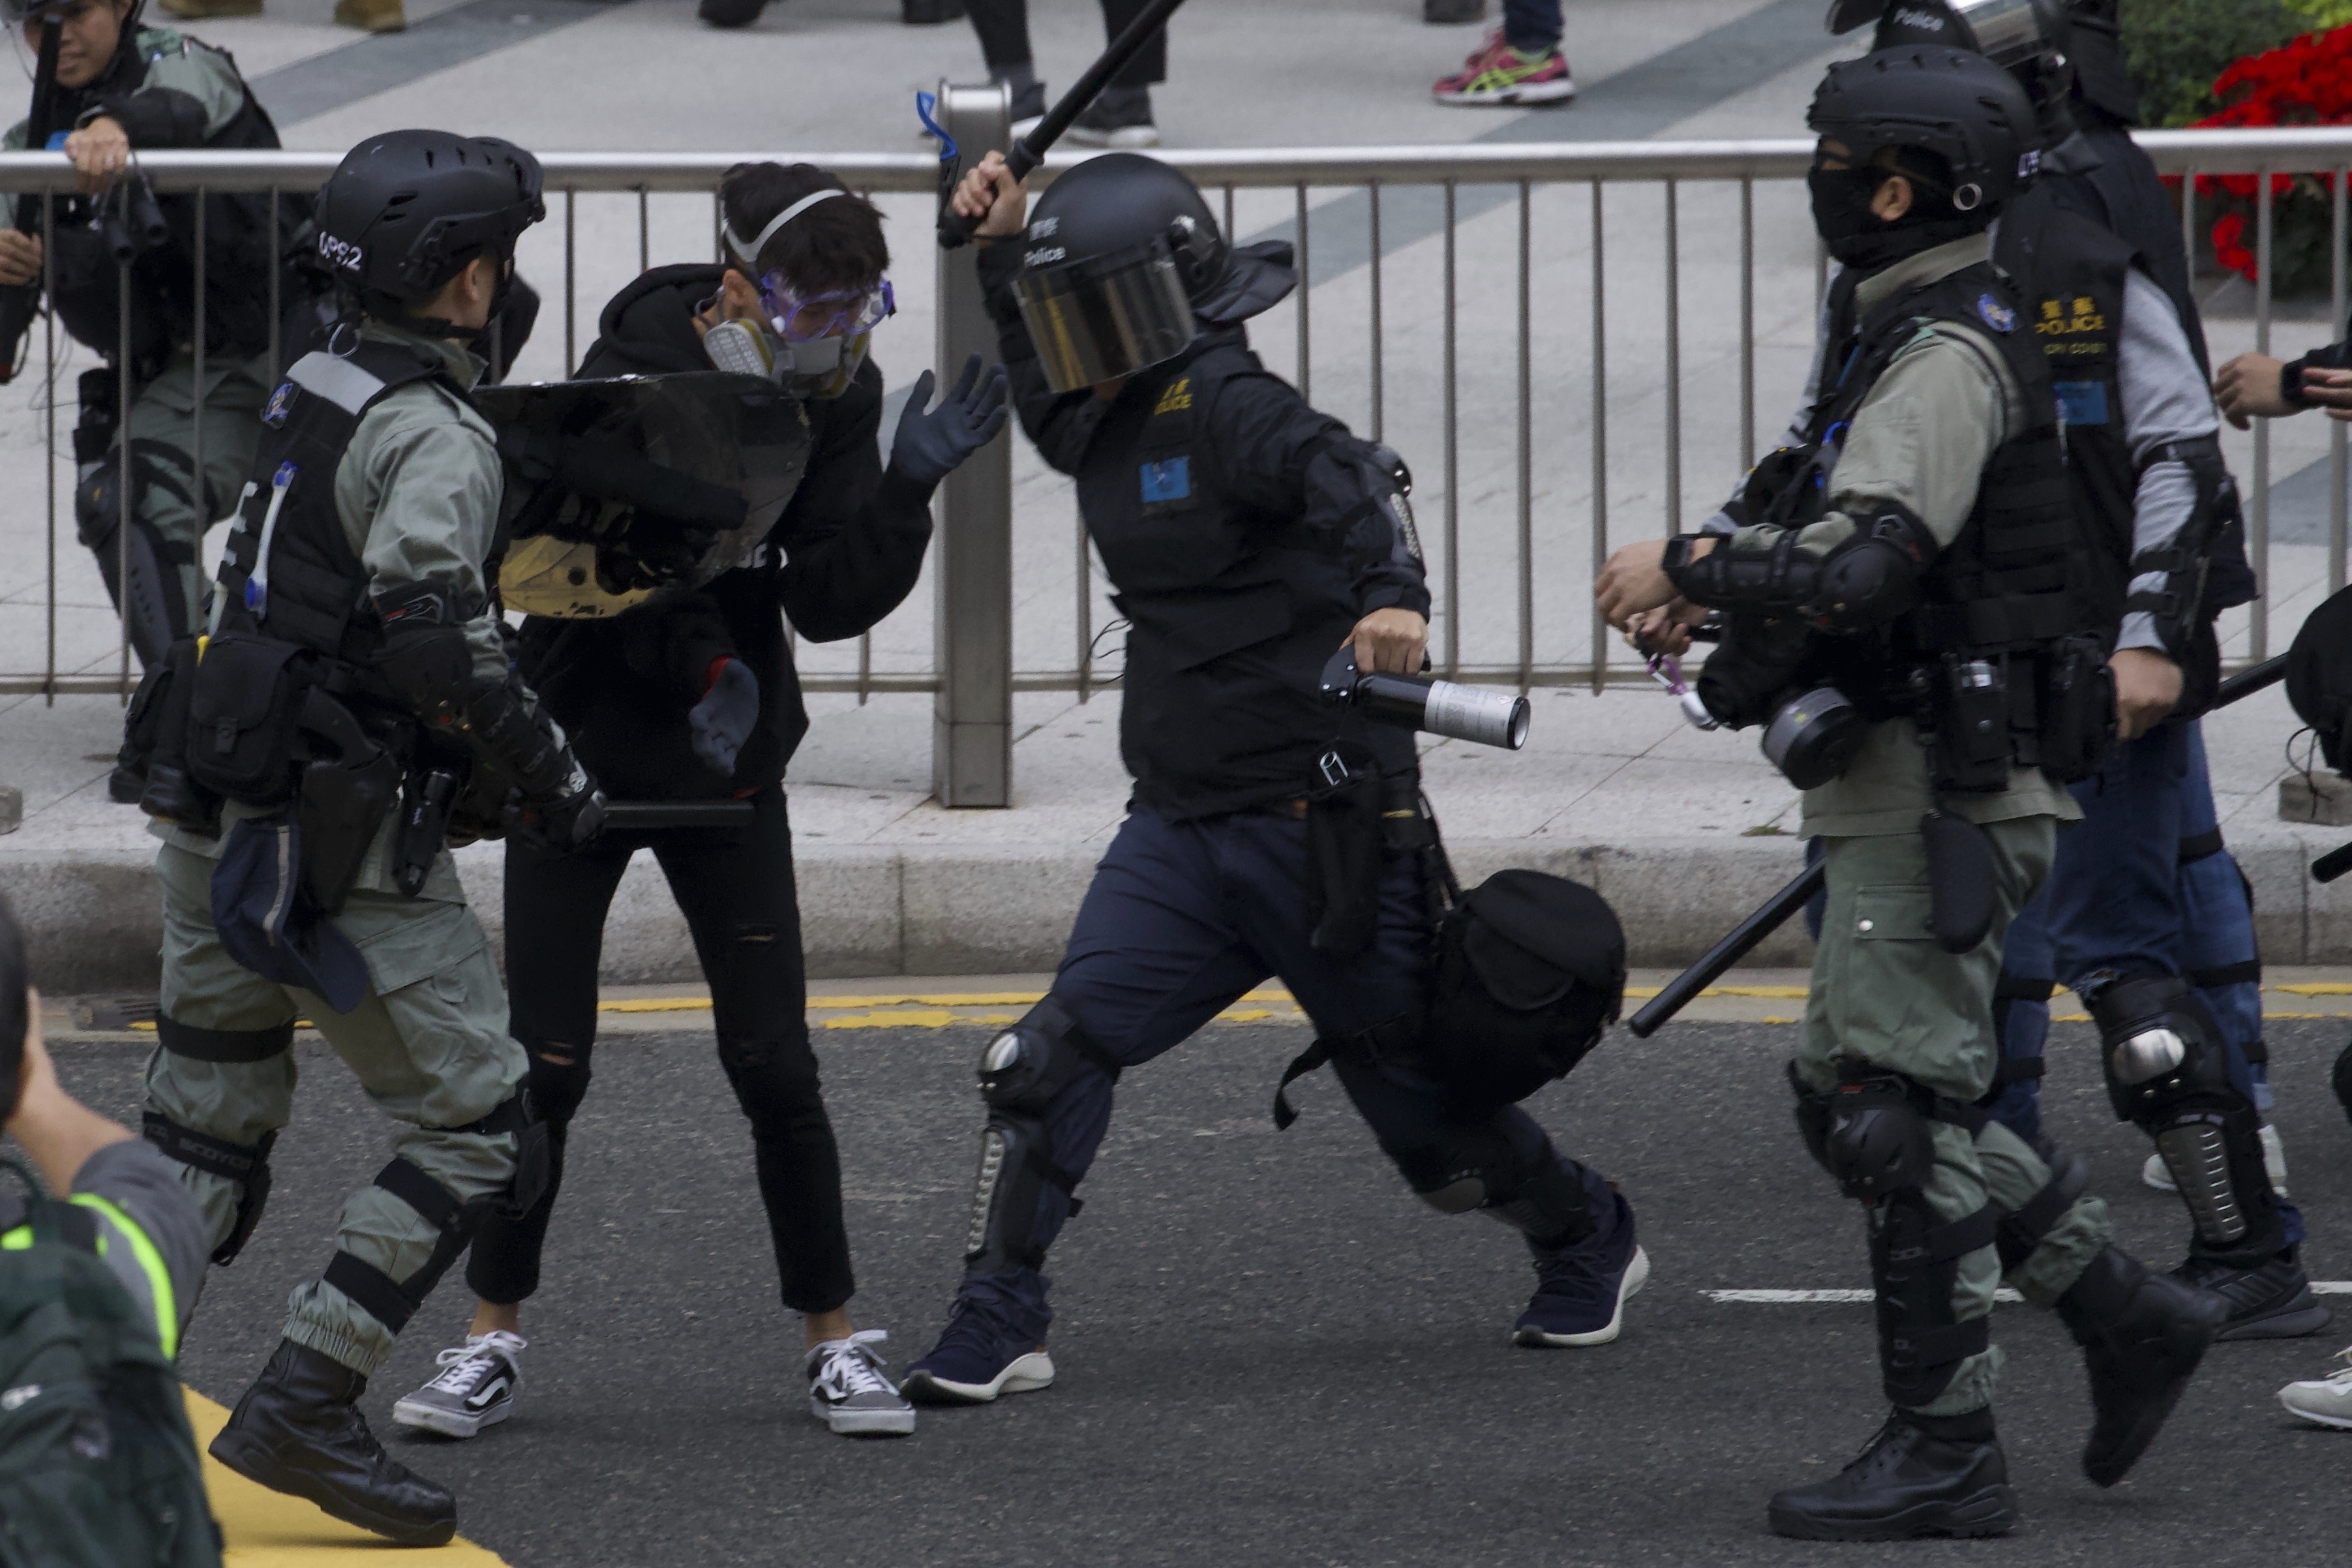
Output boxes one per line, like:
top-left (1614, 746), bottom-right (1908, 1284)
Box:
top-left (1319, 648), bottom-right (1530, 751)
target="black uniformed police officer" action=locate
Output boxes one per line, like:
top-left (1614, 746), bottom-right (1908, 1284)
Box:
top-left (896, 149), bottom-right (1644, 1408)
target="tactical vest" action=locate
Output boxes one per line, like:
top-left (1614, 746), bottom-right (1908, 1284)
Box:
top-left (1993, 204), bottom-right (2135, 641)
top-left (1762, 258), bottom-right (2102, 777)
top-left (1076, 337), bottom-right (1418, 816)
top-left (47, 31), bottom-right (303, 372)
top-left (213, 339), bottom-right (464, 669)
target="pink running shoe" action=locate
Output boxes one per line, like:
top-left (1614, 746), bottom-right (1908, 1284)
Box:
top-left (1434, 29), bottom-right (1576, 106)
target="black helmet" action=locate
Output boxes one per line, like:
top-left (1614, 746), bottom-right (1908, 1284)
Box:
top-left (2289, 585), bottom-right (2352, 774)
top-left (1808, 46), bottom-right (2043, 217)
top-left (1836, 1), bottom-right (2078, 147)
top-left (2062, 0), bottom-right (2141, 125)
top-left (314, 130), bottom-right (545, 307)
top-left (1014, 153), bottom-right (1293, 394)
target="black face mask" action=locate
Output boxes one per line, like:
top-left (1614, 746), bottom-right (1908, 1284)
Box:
top-left (1808, 164), bottom-right (1985, 273)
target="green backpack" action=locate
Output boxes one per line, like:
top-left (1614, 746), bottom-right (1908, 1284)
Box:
top-left (0, 1156), bottom-right (220, 1568)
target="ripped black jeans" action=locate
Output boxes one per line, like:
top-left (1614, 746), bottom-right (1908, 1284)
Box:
top-left (468, 785), bottom-right (854, 1314)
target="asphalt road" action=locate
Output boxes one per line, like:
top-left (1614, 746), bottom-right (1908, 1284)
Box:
top-left (47, 1016), bottom-right (2352, 1567)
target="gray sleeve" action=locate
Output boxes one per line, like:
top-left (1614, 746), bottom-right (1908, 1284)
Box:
top-left (72, 1139), bottom-right (207, 1351)
top-left (2114, 265), bottom-right (2221, 654)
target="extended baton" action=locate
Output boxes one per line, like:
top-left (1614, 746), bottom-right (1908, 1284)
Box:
top-left (1626, 650), bottom-right (2297, 1036)
top-left (937, 0), bottom-right (1191, 249)
top-left (598, 800), bottom-right (757, 831)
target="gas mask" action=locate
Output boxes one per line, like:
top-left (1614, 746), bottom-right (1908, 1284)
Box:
top-left (703, 314), bottom-right (874, 400)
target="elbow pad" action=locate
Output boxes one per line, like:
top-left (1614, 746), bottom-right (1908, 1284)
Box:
top-left (1664, 504), bottom-right (1933, 632)
top-left (371, 586), bottom-right (475, 723)
top-left (2130, 435), bottom-right (2250, 656)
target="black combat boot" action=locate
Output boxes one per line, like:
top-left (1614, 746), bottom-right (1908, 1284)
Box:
top-left (1767, 1408), bottom-right (2016, 1541)
top-left (209, 1339), bottom-right (457, 1547)
top-left (2171, 1244), bottom-right (2332, 1341)
top-left (2056, 1246), bottom-right (2227, 1486)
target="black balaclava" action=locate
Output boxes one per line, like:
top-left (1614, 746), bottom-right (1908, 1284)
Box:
top-left (1809, 147), bottom-right (1988, 274)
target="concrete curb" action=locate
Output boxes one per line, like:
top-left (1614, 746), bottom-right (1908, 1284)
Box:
top-left (10, 826), bottom-right (2352, 995)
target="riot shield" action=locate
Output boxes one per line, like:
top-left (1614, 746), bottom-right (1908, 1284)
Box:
top-left (475, 372), bottom-right (811, 619)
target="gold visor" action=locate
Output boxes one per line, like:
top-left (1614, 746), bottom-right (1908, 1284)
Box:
top-left (1014, 249), bottom-right (1197, 395)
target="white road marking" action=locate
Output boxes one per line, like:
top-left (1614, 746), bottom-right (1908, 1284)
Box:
top-left (1710, 1284), bottom-right (2352, 1303)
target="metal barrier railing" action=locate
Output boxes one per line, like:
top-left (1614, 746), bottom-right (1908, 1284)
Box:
top-left (1, 127), bottom-right (2348, 793)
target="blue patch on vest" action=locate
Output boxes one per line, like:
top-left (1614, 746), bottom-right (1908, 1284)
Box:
top-left (1974, 292), bottom-right (2016, 334)
top-left (1140, 456), bottom-right (1191, 504)
top-left (263, 382), bottom-right (295, 427)
top-left (2054, 380), bottom-right (2109, 427)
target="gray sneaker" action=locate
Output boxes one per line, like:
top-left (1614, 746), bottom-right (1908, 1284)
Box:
top-left (391, 1330), bottom-right (525, 1439)
top-left (806, 1329), bottom-right (916, 1438)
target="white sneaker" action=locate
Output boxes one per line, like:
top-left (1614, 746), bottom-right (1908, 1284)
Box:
top-left (2143, 1124), bottom-right (2289, 1198)
top-left (391, 1330), bottom-right (525, 1439)
top-left (2278, 1346), bottom-right (2352, 1430)
top-left (806, 1329), bottom-right (916, 1438)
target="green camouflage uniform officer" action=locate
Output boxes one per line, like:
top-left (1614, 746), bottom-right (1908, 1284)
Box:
top-left (127, 131), bottom-right (597, 1549)
top-left (0, 0), bottom-right (303, 668)
top-left (1598, 46), bottom-right (2225, 1543)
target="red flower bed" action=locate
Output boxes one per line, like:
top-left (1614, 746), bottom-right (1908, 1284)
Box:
top-left (2168, 25), bottom-right (2352, 294)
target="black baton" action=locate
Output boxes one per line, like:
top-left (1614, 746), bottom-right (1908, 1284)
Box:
top-left (938, 0), bottom-right (1192, 249)
top-left (1627, 861), bottom-right (1824, 1038)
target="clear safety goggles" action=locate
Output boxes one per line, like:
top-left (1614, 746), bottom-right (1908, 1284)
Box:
top-left (755, 274), bottom-right (896, 344)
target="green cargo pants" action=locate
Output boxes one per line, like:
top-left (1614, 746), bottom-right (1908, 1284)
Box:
top-left (83, 350), bottom-right (271, 661)
top-left (145, 839), bottom-right (526, 1378)
top-left (1796, 817), bottom-right (2115, 1417)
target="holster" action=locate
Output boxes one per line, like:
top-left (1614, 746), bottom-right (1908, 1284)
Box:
top-left (2036, 633), bottom-right (2115, 783)
top-left (1921, 809), bottom-right (1997, 954)
top-left (292, 687), bottom-right (400, 917)
top-left (128, 637), bottom-right (221, 834)
top-left (1925, 652), bottom-right (2013, 794)
top-left (1304, 749), bottom-right (1385, 959)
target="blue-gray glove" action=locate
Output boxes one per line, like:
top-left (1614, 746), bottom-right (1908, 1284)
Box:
top-left (689, 657), bottom-right (759, 776)
top-left (889, 353), bottom-right (1010, 487)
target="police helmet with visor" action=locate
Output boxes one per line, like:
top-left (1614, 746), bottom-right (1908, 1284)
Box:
top-left (1833, 0), bottom-right (2077, 147)
top-left (1012, 153), bottom-right (1295, 395)
top-left (313, 130), bottom-right (544, 332)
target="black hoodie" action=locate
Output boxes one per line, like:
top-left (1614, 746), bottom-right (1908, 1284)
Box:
top-left (513, 263), bottom-right (935, 800)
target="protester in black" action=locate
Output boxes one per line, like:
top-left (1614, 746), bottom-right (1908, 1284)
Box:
top-left (393, 161), bottom-right (1007, 1441)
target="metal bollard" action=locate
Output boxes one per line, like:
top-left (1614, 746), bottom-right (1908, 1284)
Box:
top-left (931, 78), bottom-right (1015, 809)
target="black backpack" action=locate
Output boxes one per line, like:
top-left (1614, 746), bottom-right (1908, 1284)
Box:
top-left (0, 1158), bottom-right (220, 1568)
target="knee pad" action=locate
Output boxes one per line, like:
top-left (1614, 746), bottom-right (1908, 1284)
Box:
top-left (1872, 1188), bottom-right (1997, 1408)
top-left (142, 1111), bottom-right (276, 1266)
top-left (2092, 974), bottom-right (2278, 1254)
top-left (1790, 1063), bottom-right (1941, 1203)
top-left (960, 997), bottom-right (1120, 1275)
top-left (1402, 1121), bottom-right (1594, 1248)
top-left (76, 452), bottom-right (194, 667)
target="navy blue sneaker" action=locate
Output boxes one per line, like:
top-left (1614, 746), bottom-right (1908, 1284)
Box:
top-left (1513, 1194), bottom-right (1648, 1348)
top-left (899, 1294), bottom-right (1055, 1405)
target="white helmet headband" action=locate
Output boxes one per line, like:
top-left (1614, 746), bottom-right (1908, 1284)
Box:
top-left (722, 188), bottom-right (845, 271)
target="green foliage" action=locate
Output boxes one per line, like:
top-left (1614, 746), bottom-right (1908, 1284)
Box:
top-left (2121, 0), bottom-right (2306, 125)
top-left (2285, 0), bottom-right (2352, 29)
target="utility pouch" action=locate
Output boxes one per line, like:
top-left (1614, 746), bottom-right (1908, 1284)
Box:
top-left (292, 688), bottom-right (400, 917)
top-left (1930, 654), bottom-right (2012, 794)
top-left (1921, 809), bottom-right (1997, 954)
top-left (1423, 870), bottom-right (1627, 1108)
top-left (393, 764), bottom-right (461, 897)
top-left (185, 631), bottom-right (316, 807)
top-left (124, 639), bottom-right (221, 834)
top-left (1303, 749), bottom-right (1385, 959)
top-left (2037, 634), bottom-right (2115, 783)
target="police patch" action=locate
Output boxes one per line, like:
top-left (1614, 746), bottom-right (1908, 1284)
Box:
top-left (263, 382), bottom-right (295, 427)
top-left (1975, 293), bottom-right (2016, 334)
top-left (2054, 380), bottom-right (2110, 427)
top-left (1140, 456), bottom-right (1191, 504)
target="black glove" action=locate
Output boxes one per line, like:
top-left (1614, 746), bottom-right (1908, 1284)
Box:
top-left (503, 754), bottom-right (607, 852)
top-left (689, 656), bottom-right (760, 776)
top-left (888, 353), bottom-right (1010, 487)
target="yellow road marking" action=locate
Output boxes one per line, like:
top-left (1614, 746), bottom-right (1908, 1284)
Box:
top-left (183, 1387), bottom-right (504, 1565)
top-left (2278, 983), bottom-right (2352, 995)
top-left (607, 988), bottom-right (1299, 1014)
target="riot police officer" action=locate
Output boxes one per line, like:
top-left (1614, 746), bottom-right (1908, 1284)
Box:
top-left (1841, 1), bottom-right (2323, 1342)
top-left (0, 0), bottom-right (299, 669)
top-left (122, 130), bottom-right (595, 1546)
top-left (1600, 48), bottom-right (2224, 1539)
top-left (901, 149), bottom-right (1644, 1406)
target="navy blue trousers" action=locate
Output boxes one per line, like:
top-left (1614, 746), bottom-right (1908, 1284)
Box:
top-left (1989, 719), bottom-right (2302, 1247)
top-left (961, 806), bottom-right (1618, 1340)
